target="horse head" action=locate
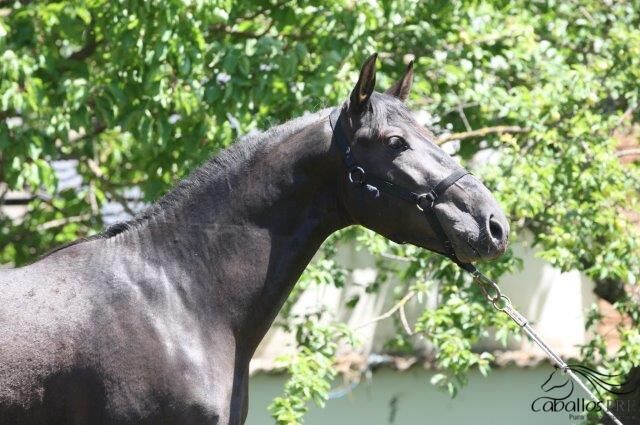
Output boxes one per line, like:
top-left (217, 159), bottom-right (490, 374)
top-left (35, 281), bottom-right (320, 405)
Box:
top-left (336, 54), bottom-right (509, 263)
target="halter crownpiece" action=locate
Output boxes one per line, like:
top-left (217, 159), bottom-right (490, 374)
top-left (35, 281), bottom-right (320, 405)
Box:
top-left (329, 107), bottom-right (625, 425)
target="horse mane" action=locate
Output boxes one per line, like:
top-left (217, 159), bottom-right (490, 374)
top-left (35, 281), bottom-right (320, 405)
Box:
top-left (39, 107), bottom-right (333, 260)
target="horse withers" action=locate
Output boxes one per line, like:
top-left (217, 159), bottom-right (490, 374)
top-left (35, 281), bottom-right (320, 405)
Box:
top-left (0, 54), bottom-right (508, 424)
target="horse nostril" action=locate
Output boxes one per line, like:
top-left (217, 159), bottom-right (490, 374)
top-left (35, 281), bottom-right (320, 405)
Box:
top-left (488, 215), bottom-right (504, 241)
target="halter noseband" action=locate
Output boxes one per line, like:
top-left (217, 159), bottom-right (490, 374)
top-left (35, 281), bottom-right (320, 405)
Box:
top-left (329, 108), bottom-right (472, 269)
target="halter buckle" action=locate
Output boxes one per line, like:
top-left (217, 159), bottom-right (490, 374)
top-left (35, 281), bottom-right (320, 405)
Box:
top-left (416, 191), bottom-right (437, 211)
top-left (348, 167), bottom-right (366, 185)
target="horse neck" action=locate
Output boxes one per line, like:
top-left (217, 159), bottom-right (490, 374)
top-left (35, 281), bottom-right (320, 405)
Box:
top-left (120, 111), bottom-right (350, 347)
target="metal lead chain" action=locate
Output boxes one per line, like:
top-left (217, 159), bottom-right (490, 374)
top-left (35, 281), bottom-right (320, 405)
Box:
top-left (467, 267), bottom-right (624, 425)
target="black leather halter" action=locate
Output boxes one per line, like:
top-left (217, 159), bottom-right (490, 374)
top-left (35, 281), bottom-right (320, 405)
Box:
top-left (329, 108), bottom-right (473, 269)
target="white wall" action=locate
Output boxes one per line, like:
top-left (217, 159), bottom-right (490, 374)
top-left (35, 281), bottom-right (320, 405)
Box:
top-left (247, 366), bottom-right (585, 425)
top-left (253, 234), bottom-right (599, 371)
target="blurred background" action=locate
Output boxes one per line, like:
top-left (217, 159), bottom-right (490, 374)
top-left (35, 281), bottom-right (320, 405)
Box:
top-left (1, 1), bottom-right (639, 424)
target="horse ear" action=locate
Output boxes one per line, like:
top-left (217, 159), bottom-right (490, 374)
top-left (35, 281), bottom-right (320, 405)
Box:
top-left (349, 53), bottom-right (378, 114)
top-left (385, 60), bottom-right (414, 102)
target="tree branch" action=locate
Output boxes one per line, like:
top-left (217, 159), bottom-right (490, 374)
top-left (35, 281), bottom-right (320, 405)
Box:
top-left (380, 252), bottom-right (415, 262)
top-left (399, 303), bottom-right (414, 335)
top-left (0, 182), bottom-right (8, 202)
top-left (616, 148), bottom-right (640, 159)
top-left (211, 20), bottom-right (275, 39)
top-left (68, 123), bottom-right (106, 144)
top-left (355, 291), bottom-right (417, 330)
top-left (436, 125), bottom-right (530, 144)
top-left (611, 105), bottom-right (637, 136)
top-left (69, 38), bottom-right (99, 61)
top-left (63, 26), bottom-right (100, 64)
top-left (36, 214), bottom-right (92, 231)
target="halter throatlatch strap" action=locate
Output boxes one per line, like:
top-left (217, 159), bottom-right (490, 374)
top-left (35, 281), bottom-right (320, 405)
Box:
top-left (329, 108), bottom-right (469, 263)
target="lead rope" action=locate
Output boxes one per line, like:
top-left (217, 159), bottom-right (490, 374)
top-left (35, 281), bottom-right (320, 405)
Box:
top-left (466, 265), bottom-right (624, 425)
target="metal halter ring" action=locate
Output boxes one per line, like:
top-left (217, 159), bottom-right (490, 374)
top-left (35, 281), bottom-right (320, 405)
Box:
top-left (416, 192), bottom-right (437, 211)
top-left (473, 271), bottom-right (502, 303)
top-left (492, 294), bottom-right (512, 311)
top-left (348, 167), bottom-right (366, 185)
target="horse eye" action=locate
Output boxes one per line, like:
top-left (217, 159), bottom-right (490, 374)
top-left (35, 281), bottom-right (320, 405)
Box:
top-left (386, 136), bottom-right (408, 151)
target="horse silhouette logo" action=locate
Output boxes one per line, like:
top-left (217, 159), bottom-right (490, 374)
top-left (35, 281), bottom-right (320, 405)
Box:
top-left (531, 364), bottom-right (639, 414)
top-left (538, 367), bottom-right (575, 401)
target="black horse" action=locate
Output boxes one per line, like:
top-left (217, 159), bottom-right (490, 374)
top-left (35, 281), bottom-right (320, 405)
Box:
top-left (0, 54), bottom-right (508, 424)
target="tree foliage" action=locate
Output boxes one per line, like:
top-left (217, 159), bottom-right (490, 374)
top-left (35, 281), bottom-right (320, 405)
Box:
top-left (1, 1), bottom-right (639, 424)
